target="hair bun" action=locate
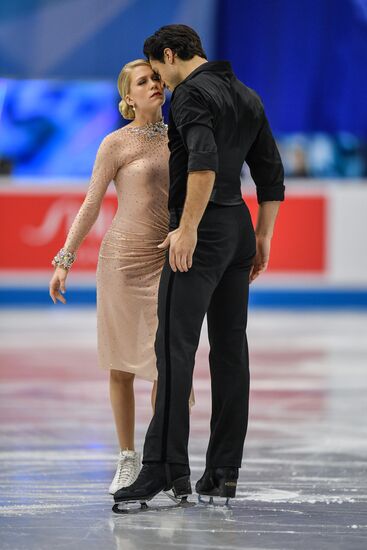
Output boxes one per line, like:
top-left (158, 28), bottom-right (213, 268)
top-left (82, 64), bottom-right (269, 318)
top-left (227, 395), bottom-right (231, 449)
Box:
top-left (118, 99), bottom-right (125, 116)
top-left (118, 98), bottom-right (135, 120)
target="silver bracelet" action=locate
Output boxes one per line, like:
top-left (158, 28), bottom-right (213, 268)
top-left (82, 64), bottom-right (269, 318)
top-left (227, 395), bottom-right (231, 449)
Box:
top-left (52, 248), bottom-right (76, 270)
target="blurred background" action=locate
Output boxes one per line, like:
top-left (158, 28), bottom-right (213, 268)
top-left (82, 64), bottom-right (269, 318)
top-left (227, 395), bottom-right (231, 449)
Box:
top-left (0, 0), bottom-right (366, 306)
top-left (1, 2), bottom-right (367, 546)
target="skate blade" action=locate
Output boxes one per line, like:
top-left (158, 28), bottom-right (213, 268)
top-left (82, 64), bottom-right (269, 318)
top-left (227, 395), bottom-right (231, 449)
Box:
top-left (112, 498), bottom-right (195, 515)
top-left (198, 495), bottom-right (231, 507)
top-left (163, 492), bottom-right (193, 506)
top-left (112, 501), bottom-right (149, 514)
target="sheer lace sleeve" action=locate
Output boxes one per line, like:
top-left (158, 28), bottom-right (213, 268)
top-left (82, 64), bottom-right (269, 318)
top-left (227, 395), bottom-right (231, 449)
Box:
top-left (63, 133), bottom-right (121, 253)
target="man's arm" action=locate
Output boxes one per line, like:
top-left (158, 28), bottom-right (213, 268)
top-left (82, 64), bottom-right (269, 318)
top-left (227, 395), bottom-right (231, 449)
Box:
top-left (246, 111), bottom-right (285, 282)
top-left (250, 201), bottom-right (280, 283)
top-left (158, 86), bottom-right (218, 272)
top-left (158, 170), bottom-right (215, 272)
top-left (180, 171), bottom-right (216, 230)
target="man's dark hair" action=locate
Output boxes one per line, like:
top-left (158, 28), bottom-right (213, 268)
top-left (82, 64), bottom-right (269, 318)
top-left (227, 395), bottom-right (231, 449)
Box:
top-left (143, 24), bottom-right (207, 62)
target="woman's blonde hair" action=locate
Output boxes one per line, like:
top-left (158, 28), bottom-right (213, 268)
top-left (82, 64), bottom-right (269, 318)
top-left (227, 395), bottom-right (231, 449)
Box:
top-left (117, 59), bottom-right (151, 120)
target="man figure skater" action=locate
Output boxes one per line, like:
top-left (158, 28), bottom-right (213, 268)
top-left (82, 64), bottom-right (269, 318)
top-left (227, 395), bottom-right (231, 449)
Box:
top-left (114, 24), bottom-right (284, 507)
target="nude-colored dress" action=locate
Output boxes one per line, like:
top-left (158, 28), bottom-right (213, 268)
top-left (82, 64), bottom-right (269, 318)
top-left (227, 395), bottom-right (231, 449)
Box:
top-left (64, 122), bottom-right (170, 381)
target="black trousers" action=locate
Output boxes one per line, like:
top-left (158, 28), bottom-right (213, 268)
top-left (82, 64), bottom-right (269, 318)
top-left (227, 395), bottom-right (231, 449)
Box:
top-left (143, 201), bottom-right (256, 469)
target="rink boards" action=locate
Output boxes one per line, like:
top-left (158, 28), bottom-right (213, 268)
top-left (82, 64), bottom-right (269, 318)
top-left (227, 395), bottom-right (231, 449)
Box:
top-left (0, 180), bottom-right (366, 307)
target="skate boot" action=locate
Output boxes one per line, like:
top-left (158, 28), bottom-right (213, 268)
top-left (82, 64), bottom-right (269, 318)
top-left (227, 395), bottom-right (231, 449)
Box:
top-left (196, 467), bottom-right (238, 506)
top-left (109, 449), bottom-right (141, 495)
top-left (112, 462), bottom-right (193, 514)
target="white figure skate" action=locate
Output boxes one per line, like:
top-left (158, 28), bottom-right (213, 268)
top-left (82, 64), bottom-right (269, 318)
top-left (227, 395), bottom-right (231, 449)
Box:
top-left (109, 450), bottom-right (141, 495)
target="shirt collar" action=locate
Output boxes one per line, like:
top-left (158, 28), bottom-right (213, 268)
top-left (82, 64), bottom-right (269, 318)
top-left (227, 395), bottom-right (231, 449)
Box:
top-left (172, 60), bottom-right (233, 95)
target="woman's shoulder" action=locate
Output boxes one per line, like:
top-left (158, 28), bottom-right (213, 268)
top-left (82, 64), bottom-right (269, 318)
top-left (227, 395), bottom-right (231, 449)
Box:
top-left (100, 124), bottom-right (154, 149)
top-left (96, 127), bottom-right (132, 160)
top-left (100, 127), bottom-right (127, 147)
top-left (99, 123), bottom-right (168, 162)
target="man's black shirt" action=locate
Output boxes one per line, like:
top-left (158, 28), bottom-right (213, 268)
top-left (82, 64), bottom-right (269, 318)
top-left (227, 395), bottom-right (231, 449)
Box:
top-left (167, 60), bottom-right (285, 210)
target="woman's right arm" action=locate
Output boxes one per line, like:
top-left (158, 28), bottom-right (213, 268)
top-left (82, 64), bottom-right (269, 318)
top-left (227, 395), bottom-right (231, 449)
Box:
top-left (49, 133), bottom-right (121, 304)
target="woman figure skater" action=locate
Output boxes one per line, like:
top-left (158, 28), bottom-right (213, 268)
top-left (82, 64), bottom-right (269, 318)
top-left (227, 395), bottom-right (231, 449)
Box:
top-left (49, 59), bottom-right (194, 495)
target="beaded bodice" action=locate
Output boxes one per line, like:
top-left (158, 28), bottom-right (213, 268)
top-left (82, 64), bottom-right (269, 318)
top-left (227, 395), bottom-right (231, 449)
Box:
top-left (63, 121), bottom-right (170, 253)
top-left (125, 120), bottom-right (168, 140)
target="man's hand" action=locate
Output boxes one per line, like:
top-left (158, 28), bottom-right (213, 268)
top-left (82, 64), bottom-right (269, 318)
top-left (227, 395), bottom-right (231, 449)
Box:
top-left (158, 170), bottom-right (214, 272)
top-left (158, 226), bottom-right (197, 272)
top-left (249, 235), bottom-right (271, 283)
top-left (250, 201), bottom-right (280, 283)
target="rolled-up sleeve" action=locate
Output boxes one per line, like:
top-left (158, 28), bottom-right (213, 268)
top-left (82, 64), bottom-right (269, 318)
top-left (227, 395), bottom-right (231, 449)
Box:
top-left (171, 87), bottom-right (218, 173)
top-left (246, 114), bottom-right (285, 203)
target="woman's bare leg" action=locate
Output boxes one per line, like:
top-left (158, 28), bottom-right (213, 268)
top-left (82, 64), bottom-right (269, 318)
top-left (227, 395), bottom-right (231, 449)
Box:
top-left (151, 380), bottom-right (157, 413)
top-left (150, 379), bottom-right (194, 415)
top-left (110, 370), bottom-right (135, 450)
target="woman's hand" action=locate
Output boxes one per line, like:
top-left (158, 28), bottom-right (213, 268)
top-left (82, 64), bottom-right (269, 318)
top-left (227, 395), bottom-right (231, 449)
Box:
top-left (49, 267), bottom-right (69, 304)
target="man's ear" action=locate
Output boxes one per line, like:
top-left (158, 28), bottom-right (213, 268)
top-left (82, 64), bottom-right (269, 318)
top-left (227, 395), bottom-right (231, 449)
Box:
top-left (164, 48), bottom-right (175, 64)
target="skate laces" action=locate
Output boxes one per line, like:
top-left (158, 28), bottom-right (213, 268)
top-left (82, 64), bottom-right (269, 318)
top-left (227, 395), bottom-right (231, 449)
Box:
top-left (116, 452), bottom-right (138, 484)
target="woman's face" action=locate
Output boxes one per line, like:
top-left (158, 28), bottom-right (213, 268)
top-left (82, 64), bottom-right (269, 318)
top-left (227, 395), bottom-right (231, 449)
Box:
top-left (126, 65), bottom-right (165, 113)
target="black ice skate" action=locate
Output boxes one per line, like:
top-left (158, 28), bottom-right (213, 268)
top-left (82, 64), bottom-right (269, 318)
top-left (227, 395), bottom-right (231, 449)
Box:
top-left (195, 467), bottom-right (238, 506)
top-left (112, 463), bottom-right (194, 514)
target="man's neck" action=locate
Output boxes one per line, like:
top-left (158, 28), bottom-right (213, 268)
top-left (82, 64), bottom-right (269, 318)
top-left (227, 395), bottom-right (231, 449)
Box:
top-left (177, 56), bottom-right (208, 85)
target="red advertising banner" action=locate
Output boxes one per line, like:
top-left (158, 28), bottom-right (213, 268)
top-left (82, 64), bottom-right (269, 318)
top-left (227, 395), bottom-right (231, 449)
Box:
top-left (0, 190), bottom-right (117, 271)
top-left (0, 188), bottom-right (325, 273)
top-left (247, 195), bottom-right (326, 272)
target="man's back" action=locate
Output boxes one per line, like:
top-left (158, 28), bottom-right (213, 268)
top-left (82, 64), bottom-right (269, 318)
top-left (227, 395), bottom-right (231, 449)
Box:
top-left (168, 61), bottom-right (284, 209)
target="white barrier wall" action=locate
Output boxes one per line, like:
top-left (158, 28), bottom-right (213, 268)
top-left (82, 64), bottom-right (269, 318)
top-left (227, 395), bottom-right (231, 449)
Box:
top-left (328, 185), bottom-right (367, 284)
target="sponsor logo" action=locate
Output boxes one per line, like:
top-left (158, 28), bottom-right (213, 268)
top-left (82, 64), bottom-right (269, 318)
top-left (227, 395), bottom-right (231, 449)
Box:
top-left (22, 199), bottom-right (115, 246)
